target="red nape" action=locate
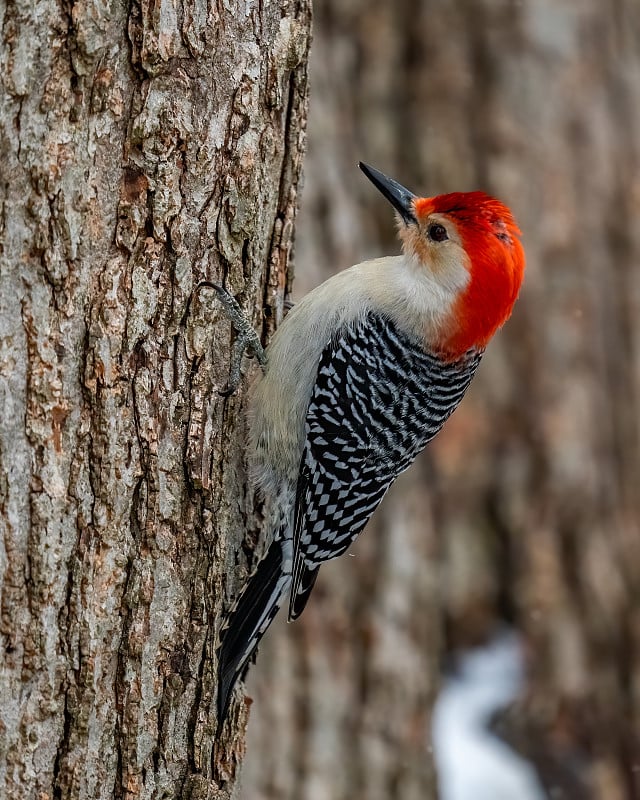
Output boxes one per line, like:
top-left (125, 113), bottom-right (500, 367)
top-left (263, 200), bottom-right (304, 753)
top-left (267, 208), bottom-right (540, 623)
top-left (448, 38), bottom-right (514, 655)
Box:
top-left (415, 193), bottom-right (526, 358)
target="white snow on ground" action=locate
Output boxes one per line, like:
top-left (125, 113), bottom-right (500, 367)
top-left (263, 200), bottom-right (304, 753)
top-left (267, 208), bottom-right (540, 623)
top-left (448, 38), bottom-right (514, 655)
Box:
top-left (432, 631), bottom-right (547, 800)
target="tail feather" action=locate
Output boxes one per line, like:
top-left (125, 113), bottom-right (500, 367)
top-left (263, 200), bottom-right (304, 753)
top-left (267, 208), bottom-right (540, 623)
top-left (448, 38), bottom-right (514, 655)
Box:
top-left (216, 539), bottom-right (291, 729)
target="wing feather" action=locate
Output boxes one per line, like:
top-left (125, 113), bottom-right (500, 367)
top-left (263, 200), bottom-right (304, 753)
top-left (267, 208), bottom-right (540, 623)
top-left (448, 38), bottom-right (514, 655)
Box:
top-left (288, 313), bottom-right (481, 619)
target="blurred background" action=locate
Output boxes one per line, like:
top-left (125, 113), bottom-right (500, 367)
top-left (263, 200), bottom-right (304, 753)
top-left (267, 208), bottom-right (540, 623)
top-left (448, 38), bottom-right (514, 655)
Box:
top-left (244, 1), bottom-right (640, 797)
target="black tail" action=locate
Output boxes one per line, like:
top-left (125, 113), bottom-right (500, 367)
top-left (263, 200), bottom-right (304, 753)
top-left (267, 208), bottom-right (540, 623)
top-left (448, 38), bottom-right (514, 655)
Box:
top-left (216, 539), bottom-right (291, 730)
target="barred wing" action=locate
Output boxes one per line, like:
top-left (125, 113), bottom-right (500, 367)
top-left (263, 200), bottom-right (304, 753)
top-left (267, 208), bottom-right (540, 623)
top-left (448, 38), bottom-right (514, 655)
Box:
top-left (289, 313), bottom-right (481, 619)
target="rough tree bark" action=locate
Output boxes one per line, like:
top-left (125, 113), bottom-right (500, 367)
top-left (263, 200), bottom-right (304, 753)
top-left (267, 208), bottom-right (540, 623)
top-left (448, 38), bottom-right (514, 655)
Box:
top-left (0, 1), bottom-right (310, 798)
top-left (245, 2), bottom-right (640, 799)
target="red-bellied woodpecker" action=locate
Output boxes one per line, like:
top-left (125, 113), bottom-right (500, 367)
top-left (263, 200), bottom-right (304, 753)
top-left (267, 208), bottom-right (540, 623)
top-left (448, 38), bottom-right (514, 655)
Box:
top-left (215, 163), bottom-right (525, 729)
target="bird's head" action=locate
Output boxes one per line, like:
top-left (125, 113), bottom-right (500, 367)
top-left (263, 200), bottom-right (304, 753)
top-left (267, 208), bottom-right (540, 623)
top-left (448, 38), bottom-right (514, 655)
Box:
top-left (360, 162), bottom-right (525, 359)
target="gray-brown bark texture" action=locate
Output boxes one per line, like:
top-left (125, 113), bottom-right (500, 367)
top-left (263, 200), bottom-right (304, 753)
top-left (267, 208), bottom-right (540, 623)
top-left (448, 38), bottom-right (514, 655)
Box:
top-left (244, 2), bottom-right (640, 799)
top-left (0, 0), bottom-right (310, 797)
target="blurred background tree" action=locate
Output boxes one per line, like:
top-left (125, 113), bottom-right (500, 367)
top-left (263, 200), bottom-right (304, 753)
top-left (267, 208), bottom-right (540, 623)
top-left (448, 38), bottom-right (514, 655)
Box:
top-left (244, 1), bottom-right (640, 798)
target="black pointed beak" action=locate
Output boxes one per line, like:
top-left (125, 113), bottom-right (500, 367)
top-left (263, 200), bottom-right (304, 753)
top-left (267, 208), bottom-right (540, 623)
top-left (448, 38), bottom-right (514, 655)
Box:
top-left (359, 162), bottom-right (417, 224)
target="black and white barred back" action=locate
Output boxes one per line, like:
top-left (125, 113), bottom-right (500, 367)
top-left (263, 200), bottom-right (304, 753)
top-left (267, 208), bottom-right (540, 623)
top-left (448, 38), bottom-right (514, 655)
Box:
top-left (217, 312), bottom-right (481, 727)
top-left (289, 312), bottom-right (482, 618)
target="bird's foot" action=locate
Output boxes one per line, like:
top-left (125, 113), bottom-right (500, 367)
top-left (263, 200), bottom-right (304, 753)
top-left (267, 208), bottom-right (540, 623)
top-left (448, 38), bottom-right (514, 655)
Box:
top-left (196, 281), bottom-right (267, 396)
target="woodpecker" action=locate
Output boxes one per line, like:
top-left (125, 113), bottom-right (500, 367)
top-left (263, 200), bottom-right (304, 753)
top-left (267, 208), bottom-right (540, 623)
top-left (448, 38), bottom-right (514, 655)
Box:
top-left (215, 163), bottom-right (525, 729)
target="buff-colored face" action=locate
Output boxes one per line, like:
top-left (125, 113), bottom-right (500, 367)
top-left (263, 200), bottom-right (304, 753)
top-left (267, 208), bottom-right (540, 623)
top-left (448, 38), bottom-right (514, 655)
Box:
top-left (398, 210), bottom-right (470, 295)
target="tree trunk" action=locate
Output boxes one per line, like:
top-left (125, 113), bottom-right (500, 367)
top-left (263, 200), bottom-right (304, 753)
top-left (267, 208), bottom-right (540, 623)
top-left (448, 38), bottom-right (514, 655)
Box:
top-left (244, 1), bottom-right (640, 799)
top-left (0, 1), bottom-right (310, 798)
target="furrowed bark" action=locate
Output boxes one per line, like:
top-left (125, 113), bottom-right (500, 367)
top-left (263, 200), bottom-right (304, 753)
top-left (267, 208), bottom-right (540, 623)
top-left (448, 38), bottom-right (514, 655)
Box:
top-left (0, 1), bottom-right (310, 797)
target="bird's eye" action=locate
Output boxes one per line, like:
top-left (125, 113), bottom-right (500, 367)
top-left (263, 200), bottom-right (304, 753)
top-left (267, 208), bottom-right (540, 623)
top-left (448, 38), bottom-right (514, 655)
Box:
top-left (428, 223), bottom-right (448, 242)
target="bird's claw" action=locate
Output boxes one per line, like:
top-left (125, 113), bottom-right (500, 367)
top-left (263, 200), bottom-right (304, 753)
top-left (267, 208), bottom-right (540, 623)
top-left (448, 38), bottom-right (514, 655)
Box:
top-left (196, 281), bottom-right (267, 395)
